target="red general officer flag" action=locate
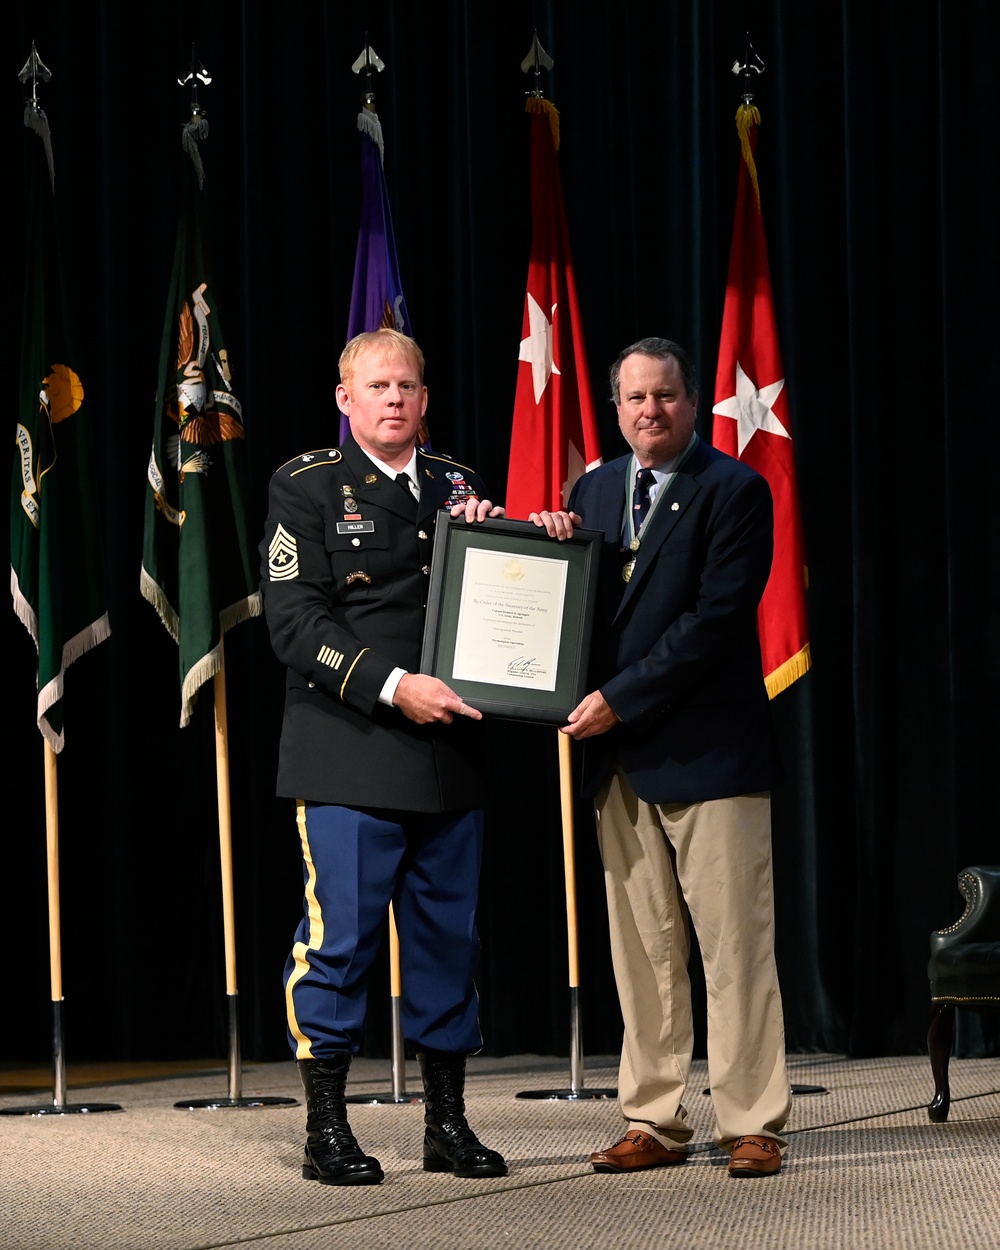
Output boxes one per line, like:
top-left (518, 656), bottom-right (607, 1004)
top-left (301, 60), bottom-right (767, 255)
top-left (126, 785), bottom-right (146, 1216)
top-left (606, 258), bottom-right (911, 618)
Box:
top-left (506, 97), bottom-right (601, 518)
top-left (712, 103), bottom-right (811, 698)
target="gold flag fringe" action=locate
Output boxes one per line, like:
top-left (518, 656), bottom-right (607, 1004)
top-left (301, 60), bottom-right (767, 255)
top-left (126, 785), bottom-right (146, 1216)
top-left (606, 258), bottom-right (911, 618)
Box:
top-left (764, 641), bottom-right (812, 700)
top-left (736, 102), bottom-right (762, 209)
top-left (526, 96), bottom-right (560, 152)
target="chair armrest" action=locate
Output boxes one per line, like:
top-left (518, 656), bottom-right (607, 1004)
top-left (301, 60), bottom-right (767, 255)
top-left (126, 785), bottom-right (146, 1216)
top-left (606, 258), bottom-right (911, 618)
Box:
top-left (930, 866), bottom-right (1000, 958)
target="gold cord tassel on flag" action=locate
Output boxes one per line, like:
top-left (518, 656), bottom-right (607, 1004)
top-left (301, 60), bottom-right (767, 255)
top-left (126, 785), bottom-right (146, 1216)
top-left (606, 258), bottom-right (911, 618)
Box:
top-left (735, 102), bottom-right (762, 208)
top-left (526, 95), bottom-right (560, 151)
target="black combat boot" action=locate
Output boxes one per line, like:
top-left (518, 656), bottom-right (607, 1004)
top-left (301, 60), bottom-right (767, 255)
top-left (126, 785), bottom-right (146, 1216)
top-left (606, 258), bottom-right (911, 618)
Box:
top-left (298, 1055), bottom-right (384, 1185)
top-left (418, 1049), bottom-right (508, 1177)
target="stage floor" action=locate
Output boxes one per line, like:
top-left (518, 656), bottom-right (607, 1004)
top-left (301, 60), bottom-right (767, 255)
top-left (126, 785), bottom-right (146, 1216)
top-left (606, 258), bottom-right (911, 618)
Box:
top-left (2, 1051), bottom-right (998, 1249)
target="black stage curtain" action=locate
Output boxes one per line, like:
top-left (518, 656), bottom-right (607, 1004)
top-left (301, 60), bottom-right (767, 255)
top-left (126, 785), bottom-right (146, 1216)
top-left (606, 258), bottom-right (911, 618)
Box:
top-left (7, 1), bottom-right (998, 1065)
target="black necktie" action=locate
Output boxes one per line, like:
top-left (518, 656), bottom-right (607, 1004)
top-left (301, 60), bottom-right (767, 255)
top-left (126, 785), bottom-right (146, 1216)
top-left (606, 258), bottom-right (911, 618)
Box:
top-left (395, 471), bottom-right (417, 500)
top-left (632, 467), bottom-right (655, 533)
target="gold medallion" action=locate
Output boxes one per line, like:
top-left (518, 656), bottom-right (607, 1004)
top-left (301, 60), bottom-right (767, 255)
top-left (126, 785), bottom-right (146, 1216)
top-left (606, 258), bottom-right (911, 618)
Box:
top-left (629, 537), bottom-right (641, 552)
top-left (623, 559), bottom-right (635, 583)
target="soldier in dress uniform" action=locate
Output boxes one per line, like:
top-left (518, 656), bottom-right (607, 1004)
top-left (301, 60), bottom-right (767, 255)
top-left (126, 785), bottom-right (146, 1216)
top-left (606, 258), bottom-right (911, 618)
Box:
top-left (260, 329), bottom-right (507, 1186)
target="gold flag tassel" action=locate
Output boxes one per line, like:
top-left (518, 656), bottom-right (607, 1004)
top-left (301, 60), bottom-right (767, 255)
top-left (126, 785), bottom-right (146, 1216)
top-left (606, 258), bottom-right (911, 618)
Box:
top-left (526, 94), bottom-right (560, 152)
top-left (735, 101), bottom-right (762, 208)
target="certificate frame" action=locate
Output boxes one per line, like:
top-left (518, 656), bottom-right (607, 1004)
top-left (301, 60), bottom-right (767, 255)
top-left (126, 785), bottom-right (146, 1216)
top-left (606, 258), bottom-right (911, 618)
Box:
top-left (420, 516), bottom-right (602, 724)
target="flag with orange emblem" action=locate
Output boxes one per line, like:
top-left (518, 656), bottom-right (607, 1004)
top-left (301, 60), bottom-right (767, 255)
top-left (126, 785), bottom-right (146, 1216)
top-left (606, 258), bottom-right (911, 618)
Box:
top-left (12, 83), bottom-right (110, 751)
top-left (141, 140), bottom-right (260, 726)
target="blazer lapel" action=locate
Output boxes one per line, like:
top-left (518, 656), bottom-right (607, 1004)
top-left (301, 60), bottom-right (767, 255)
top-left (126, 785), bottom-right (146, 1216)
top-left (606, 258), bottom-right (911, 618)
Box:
top-left (613, 451), bottom-right (705, 621)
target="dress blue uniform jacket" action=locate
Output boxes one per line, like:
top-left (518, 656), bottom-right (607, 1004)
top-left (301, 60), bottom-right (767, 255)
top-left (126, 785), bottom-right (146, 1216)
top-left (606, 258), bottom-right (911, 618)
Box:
top-left (568, 437), bottom-right (779, 805)
top-left (260, 435), bottom-right (489, 813)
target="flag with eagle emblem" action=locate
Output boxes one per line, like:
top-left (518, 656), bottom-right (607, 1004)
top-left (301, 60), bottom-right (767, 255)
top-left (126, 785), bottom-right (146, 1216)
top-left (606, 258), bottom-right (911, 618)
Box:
top-left (141, 160), bottom-right (260, 726)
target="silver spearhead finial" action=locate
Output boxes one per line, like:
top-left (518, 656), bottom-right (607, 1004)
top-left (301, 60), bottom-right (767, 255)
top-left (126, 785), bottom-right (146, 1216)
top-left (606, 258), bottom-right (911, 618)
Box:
top-left (521, 32), bottom-right (553, 98)
top-left (731, 35), bottom-right (765, 104)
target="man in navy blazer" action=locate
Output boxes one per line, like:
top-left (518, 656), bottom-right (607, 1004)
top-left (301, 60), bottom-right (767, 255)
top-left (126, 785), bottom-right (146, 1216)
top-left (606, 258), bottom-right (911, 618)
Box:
top-left (533, 337), bottom-right (791, 1178)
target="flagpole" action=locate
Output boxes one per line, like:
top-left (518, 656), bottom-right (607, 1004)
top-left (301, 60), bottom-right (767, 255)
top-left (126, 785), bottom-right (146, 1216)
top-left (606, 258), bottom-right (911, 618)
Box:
top-left (44, 742), bottom-right (65, 1103)
top-left (345, 902), bottom-right (421, 1105)
top-left (510, 35), bottom-right (614, 1103)
top-left (174, 640), bottom-right (296, 1110)
top-left (558, 732), bottom-right (583, 1090)
top-left (341, 43), bottom-right (422, 1106)
top-left (1, 745), bottom-right (122, 1117)
top-left (214, 641), bottom-right (241, 1097)
top-left (516, 732), bottom-right (615, 1101)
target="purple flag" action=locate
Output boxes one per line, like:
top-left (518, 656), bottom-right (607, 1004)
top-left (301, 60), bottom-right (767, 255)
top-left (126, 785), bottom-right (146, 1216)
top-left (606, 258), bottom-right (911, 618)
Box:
top-left (341, 108), bottom-right (412, 443)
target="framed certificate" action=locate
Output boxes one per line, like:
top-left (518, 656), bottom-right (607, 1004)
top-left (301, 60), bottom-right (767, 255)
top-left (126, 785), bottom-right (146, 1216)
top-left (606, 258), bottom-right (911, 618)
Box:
top-left (420, 516), bottom-right (602, 723)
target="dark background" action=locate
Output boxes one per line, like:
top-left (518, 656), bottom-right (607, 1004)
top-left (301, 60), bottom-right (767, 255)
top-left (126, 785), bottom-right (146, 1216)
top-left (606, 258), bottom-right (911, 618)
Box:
top-left (8, 1), bottom-right (999, 1067)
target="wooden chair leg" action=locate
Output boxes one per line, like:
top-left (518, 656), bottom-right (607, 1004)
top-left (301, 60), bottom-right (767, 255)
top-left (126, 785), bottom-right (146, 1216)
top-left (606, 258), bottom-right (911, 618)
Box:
top-left (927, 1001), bottom-right (955, 1122)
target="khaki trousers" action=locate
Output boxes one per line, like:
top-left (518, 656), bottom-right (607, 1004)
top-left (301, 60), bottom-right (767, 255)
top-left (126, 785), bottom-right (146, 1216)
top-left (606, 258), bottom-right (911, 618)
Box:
top-left (595, 768), bottom-right (791, 1150)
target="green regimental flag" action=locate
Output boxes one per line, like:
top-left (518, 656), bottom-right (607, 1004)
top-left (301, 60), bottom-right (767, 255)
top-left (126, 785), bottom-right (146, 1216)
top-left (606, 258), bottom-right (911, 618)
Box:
top-left (141, 151), bottom-right (260, 726)
top-left (12, 98), bottom-right (111, 753)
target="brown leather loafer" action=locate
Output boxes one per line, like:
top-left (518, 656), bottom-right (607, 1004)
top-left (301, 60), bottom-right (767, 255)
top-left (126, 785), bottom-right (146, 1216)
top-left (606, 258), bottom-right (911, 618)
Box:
top-left (727, 1135), bottom-right (782, 1177)
top-left (590, 1130), bottom-right (688, 1173)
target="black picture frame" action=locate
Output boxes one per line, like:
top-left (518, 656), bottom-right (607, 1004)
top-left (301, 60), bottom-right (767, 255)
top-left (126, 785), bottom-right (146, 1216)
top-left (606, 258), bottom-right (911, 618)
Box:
top-left (420, 516), bottom-right (602, 723)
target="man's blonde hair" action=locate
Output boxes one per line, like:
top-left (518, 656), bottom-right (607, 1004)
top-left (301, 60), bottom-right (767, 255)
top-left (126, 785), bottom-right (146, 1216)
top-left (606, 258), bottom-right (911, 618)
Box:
top-left (338, 329), bottom-right (425, 389)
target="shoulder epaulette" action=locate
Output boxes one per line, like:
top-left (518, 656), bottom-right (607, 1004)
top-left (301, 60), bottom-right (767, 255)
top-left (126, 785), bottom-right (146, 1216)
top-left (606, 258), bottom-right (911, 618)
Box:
top-left (419, 449), bottom-right (476, 474)
top-left (273, 448), bottom-right (344, 476)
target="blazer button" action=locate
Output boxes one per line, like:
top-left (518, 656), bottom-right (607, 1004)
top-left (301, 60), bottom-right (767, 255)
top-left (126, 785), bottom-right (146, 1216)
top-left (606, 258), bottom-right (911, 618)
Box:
top-left (418, 530), bottom-right (428, 540)
top-left (421, 565), bottom-right (431, 575)
top-left (308, 681), bottom-right (315, 689)
top-left (352, 538), bottom-right (361, 547)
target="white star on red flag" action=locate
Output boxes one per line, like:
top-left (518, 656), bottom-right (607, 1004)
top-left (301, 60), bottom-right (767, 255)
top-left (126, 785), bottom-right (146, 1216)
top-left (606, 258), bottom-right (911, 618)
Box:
top-left (518, 294), bottom-right (561, 403)
top-left (712, 360), bottom-right (788, 456)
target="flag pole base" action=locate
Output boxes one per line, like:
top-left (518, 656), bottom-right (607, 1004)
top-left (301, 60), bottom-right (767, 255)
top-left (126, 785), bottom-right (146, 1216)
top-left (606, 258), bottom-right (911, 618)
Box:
top-left (516, 986), bottom-right (617, 1101)
top-left (700, 1085), bottom-right (828, 1097)
top-left (173, 993), bottom-right (297, 1110)
top-left (0, 1001), bottom-right (125, 1115)
top-left (174, 1094), bottom-right (299, 1110)
top-left (346, 995), bottom-right (424, 1105)
top-left (0, 1101), bottom-right (123, 1117)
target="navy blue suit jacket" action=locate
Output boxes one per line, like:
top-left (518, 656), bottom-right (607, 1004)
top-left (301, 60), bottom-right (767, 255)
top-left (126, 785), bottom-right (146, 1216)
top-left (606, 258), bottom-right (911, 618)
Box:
top-left (568, 437), bottom-right (778, 804)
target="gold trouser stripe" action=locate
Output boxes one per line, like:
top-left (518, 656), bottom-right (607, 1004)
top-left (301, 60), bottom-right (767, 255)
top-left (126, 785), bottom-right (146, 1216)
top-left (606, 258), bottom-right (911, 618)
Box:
top-left (339, 647), bottom-right (369, 700)
top-left (285, 801), bottom-right (325, 1060)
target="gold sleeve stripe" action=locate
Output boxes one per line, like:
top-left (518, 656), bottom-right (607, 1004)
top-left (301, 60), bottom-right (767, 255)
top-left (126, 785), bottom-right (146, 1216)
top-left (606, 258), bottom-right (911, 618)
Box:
top-left (317, 645), bottom-right (344, 670)
top-left (286, 801), bottom-right (324, 1060)
top-left (339, 647), bottom-right (369, 699)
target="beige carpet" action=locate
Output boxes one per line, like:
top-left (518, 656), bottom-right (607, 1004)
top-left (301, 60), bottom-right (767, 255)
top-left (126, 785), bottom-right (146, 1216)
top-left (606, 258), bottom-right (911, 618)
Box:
top-left (2, 1053), bottom-right (998, 1250)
